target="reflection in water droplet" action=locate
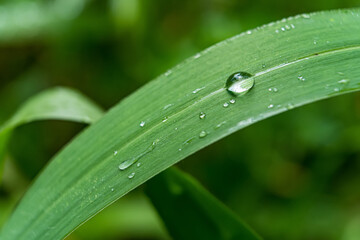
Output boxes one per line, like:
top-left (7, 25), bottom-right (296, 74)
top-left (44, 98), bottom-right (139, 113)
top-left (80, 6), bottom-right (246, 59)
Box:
top-left (223, 102), bottom-right (229, 108)
top-left (226, 72), bottom-right (255, 97)
top-left (140, 121), bottom-right (145, 127)
top-left (128, 172), bottom-right (135, 179)
top-left (230, 99), bottom-right (236, 104)
top-left (268, 87), bottom-right (278, 92)
top-left (199, 130), bottom-right (207, 138)
top-left (268, 104), bottom-right (274, 109)
top-left (118, 139), bottom-right (159, 170)
top-left (199, 112), bottom-right (206, 119)
top-left (114, 151), bottom-right (118, 156)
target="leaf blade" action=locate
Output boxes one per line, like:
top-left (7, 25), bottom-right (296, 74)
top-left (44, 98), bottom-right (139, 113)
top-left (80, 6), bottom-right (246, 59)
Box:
top-left (146, 168), bottom-right (262, 240)
top-left (1, 9), bottom-right (360, 239)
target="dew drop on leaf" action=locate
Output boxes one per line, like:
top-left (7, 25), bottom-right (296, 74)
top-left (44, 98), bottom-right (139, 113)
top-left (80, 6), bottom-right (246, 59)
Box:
top-left (199, 130), bottom-right (207, 138)
top-left (128, 172), bottom-right (135, 179)
top-left (223, 102), bottom-right (229, 108)
top-left (226, 71), bottom-right (255, 97)
top-left (139, 121), bottom-right (145, 127)
top-left (199, 112), bottom-right (206, 119)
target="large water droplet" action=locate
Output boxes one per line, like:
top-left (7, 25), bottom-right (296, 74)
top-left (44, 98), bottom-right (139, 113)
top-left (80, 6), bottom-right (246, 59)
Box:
top-left (118, 139), bottom-right (159, 170)
top-left (226, 72), bottom-right (255, 97)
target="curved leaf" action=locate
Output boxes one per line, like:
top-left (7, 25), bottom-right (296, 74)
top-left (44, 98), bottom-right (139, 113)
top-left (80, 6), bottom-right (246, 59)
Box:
top-left (1, 9), bottom-right (360, 239)
top-left (0, 87), bottom-right (104, 182)
top-left (146, 168), bottom-right (262, 240)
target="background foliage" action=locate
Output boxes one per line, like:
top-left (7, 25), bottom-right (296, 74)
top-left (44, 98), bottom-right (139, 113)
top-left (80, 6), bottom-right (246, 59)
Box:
top-left (1, 0), bottom-right (360, 239)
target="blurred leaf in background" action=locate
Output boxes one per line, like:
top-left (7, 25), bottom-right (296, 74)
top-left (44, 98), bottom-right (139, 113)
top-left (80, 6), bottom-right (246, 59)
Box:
top-left (0, 0), bottom-right (360, 239)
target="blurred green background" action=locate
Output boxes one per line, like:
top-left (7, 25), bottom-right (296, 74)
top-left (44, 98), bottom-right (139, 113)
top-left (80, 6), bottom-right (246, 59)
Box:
top-left (1, 0), bottom-right (360, 239)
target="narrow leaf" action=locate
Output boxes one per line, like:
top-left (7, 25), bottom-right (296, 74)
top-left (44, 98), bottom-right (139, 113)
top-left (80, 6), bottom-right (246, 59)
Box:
top-left (1, 10), bottom-right (360, 239)
top-left (0, 87), bottom-right (104, 181)
top-left (146, 168), bottom-right (262, 240)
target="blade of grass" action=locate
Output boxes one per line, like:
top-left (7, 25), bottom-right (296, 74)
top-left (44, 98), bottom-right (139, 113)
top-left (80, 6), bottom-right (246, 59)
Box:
top-left (145, 167), bottom-right (262, 240)
top-left (0, 87), bottom-right (104, 183)
top-left (1, 9), bottom-right (360, 240)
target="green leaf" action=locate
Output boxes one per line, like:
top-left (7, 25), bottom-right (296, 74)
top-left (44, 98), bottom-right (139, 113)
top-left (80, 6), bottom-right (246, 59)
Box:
top-left (146, 167), bottom-right (261, 240)
top-left (1, 9), bottom-right (360, 239)
top-left (0, 0), bottom-right (87, 43)
top-left (0, 87), bottom-right (104, 182)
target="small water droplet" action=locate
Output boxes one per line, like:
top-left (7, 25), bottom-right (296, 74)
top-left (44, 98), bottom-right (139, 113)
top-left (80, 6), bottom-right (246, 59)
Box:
top-left (338, 79), bottom-right (349, 84)
top-left (192, 87), bottom-right (205, 94)
top-left (223, 102), bottom-right (229, 108)
top-left (262, 64), bottom-right (266, 68)
top-left (183, 137), bottom-right (195, 145)
top-left (337, 72), bottom-right (345, 75)
top-left (334, 88), bottom-right (340, 92)
top-left (215, 121), bottom-right (226, 129)
top-left (128, 172), bottom-right (135, 179)
top-left (111, 188), bottom-right (114, 192)
top-left (199, 112), bottom-right (206, 119)
top-left (163, 104), bottom-right (173, 110)
top-left (162, 117), bottom-right (168, 122)
top-left (281, 27), bottom-right (286, 32)
top-left (175, 127), bottom-right (178, 130)
top-left (286, 103), bottom-right (295, 110)
top-left (298, 76), bottom-right (306, 81)
top-left (165, 70), bottom-right (172, 77)
top-left (268, 104), bottom-right (274, 109)
top-left (313, 40), bottom-right (317, 45)
top-left (229, 99), bottom-right (236, 104)
top-left (301, 13), bottom-right (311, 19)
top-left (246, 30), bottom-right (252, 34)
top-left (136, 162), bottom-right (141, 167)
top-left (226, 71), bottom-right (255, 97)
top-left (178, 148), bottom-right (182, 151)
top-left (275, 29), bottom-right (279, 33)
top-left (140, 121), bottom-right (145, 127)
top-left (290, 24), bottom-right (295, 29)
top-left (199, 130), bottom-right (207, 138)
top-left (268, 87), bottom-right (278, 92)
top-left (118, 139), bottom-right (159, 170)
top-left (194, 53), bottom-right (201, 59)
top-left (285, 25), bottom-right (291, 30)
top-left (114, 151), bottom-right (118, 156)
